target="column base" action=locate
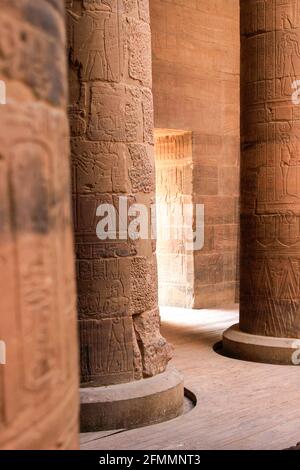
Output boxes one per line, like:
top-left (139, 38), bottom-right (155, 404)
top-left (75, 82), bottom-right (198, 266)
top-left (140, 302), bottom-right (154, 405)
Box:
top-left (222, 324), bottom-right (300, 365)
top-left (80, 366), bottom-right (184, 432)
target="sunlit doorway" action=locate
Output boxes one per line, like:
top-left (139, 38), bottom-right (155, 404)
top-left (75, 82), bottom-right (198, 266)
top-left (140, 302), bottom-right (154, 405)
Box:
top-left (154, 129), bottom-right (194, 308)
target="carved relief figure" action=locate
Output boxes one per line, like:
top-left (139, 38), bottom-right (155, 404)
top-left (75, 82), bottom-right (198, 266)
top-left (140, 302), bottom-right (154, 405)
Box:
top-left (277, 33), bottom-right (300, 96)
top-left (104, 280), bottom-right (129, 317)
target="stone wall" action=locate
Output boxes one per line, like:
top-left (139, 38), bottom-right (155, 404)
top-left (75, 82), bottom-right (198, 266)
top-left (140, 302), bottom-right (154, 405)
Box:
top-left (0, 0), bottom-right (79, 450)
top-left (150, 0), bottom-right (240, 308)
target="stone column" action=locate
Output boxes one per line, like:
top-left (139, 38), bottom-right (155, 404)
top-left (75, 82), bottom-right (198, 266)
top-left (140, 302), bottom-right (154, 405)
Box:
top-left (67, 0), bottom-right (184, 431)
top-left (154, 131), bottom-right (194, 308)
top-left (0, 0), bottom-right (79, 449)
top-left (223, 0), bottom-right (300, 364)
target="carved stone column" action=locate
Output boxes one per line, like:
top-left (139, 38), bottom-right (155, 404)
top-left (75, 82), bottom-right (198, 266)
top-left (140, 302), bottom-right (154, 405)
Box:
top-left (223, 0), bottom-right (300, 364)
top-left (0, 0), bottom-right (79, 449)
top-left (67, 0), bottom-right (184, 431)
top-left (154, 130), bottom-right (194, 308)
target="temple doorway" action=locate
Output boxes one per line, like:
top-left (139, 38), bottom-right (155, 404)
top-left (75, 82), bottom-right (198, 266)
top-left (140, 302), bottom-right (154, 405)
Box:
top-left (154, 129), bottom-right (194, 308)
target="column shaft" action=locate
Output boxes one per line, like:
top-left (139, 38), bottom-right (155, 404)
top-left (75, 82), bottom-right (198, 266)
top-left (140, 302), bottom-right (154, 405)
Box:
top-left (0, 0), bottom-right (79, 449)
top-left (67, 0), bottom-right (184, 430)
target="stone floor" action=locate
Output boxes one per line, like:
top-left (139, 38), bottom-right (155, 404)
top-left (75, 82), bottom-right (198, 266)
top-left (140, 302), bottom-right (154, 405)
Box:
top-left (80, 306), bottom-right (300, 450)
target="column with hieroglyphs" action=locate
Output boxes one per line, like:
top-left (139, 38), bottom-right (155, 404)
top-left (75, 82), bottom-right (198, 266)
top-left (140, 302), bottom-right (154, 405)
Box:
top-left (223, 0), bottom-right (300, 364)
top-left (67, 0), bottom-right (184, 431)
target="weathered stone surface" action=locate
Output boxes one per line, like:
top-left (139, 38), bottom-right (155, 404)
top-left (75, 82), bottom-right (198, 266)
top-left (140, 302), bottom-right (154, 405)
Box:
top-left (155, 130), bottom-right (194, 307)
top-left (67, 0), bottom-right (172, 387)
top-left (0, 0), bottom-right (79, 450)
top-left (240, 0), bottom-right (300, 339)
top-left (150, 0), bottom-right (240, 308)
